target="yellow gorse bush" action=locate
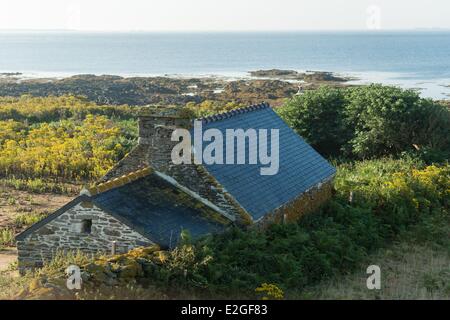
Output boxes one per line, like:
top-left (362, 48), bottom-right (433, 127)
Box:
top-left (255, 283), bottom-right (284, 300)
top-left (336, 159), bottom-right (449, 223)
top-left (412, 165), bottom-right (450, 196)
top-left (0, 95), bottom-right (134, 122)
top-left (385, 165), bottom-right (450, 207)
top-left (0, 114), bottom-right (125, 181)
top-left (0, 95), bottom-right (138, 182)
top-left (0, 120), bottom-right (27, 143)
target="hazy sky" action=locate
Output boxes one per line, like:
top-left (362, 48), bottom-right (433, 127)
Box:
top-left (0, 0), bottom-right (449, 31)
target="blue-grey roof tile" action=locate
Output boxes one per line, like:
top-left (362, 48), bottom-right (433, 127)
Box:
top-left (92, 173), bottom-right (228, 248)
top-left (195, 106), bottom-right (336, 221)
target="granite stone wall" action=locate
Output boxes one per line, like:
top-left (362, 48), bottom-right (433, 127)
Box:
top-left (16, 201), bottom-right (153, 273)
top-left (256, 178), bottom-right (334, 228)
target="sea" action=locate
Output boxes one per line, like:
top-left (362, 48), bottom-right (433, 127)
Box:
top-left (0, 31), bottom-right (449, 99)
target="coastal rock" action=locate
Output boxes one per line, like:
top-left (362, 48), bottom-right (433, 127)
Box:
top-left (249, 69), bottom-right (305, 80)
top-left (0, 72), bottom-right (350, 107)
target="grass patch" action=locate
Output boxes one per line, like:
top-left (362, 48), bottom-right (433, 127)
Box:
top-left (0, 177), bottom-right (79, 195)
top-left (14, 212), bottom-right (48, 228)
top-left (0, 228), bottom-right (15, 248)
top-left (301, 243), bottom-right (450, 299)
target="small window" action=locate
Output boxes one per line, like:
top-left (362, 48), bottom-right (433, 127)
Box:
top-left (80, 219), bottom-right (92, 234)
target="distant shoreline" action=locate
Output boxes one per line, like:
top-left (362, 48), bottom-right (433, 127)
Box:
top-left (0, 69), bottom-right (352, 81)
top-left (0, 69), bottom-right (449, 101)
top-left (0, 70), bottom-right (352, 107)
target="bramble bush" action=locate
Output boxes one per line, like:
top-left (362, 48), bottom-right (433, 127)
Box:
top-left (343, 86), bottom-right (450, 159)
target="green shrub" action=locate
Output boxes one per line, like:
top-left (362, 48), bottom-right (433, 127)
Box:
top-left (343, 85), bottom-right (450, 159)
top-left (278, 85), bottom-right (450, 161)
top-left (276, 87), bottom-right (347, 156)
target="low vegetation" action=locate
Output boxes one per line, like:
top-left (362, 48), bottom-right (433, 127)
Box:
top-left (0, 85), bottom-right (448, 299)
top-left (0, 115), bottom-right (128, 181)
top-left (4, 158), bottom-right (448, 299)
top-left (0, 95), bottom-right (138, 184)
top-left (0, 177), bottom-right (77, 195)
top-left (0, 73), bottom-right (328, 106)
top-left (303, 242), bottom-right (450, 299)
top-left (0, 228), bottom-right (15, 249)
top-left (0, 95), bottom-right (136, 123)
top-left (13, 212), bottom-right (49, 229)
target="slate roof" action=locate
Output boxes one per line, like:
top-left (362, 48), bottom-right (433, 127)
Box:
top-left (196, 103), bottom-right (336, 221)
top-left (17, 170), bottom-right (230, 248)
top-left (91, 172), bottom-right (230, 248)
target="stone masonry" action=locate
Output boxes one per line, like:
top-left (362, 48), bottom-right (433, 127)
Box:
top-left (16, 201), bottom-right (153, 273)
top-left (256, 177), bottom-right (334, 228)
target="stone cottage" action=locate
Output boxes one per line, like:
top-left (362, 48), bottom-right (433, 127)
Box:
top-left (16, 103), bottom-right (336, 272)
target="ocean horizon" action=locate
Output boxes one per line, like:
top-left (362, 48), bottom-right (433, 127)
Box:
top-left (0, 31), bottom-right (449, 99)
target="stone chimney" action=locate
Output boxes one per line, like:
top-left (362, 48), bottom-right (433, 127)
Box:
top-left (99, 106), bottom-right (192, 182)
top-left (137, 106), bottom-right (192, 170)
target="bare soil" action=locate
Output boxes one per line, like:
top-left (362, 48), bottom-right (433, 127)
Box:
top-left (0, 247), bottom-right (17, 272)
top-left (0, 186), bottom-right (73, 229)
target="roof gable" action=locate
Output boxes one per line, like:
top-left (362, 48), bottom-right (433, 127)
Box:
top-left (16, 196), bottom-right (91, 241)
top-left (17, 169), bottom-right (232, 248)
top-left (92, 171), bottom-right (230, 248)
top-left (196, 104), bottom-right (336, 220)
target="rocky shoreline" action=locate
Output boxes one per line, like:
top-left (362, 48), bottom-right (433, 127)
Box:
top-left (249, 69), bottom-right (351, 82)
top-left (0, 70), bottom-right (353, 106)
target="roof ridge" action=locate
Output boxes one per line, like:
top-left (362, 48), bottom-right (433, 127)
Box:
top-left (153, 171), bottom-right (236, 222)
top-left (83, 166), bottom-right (153, 196)
top-left (195, 102), bottom-right (271, 124)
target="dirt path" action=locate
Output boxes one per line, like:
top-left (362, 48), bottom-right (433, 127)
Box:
top-left (0, 247), bottom-right (17, 272)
